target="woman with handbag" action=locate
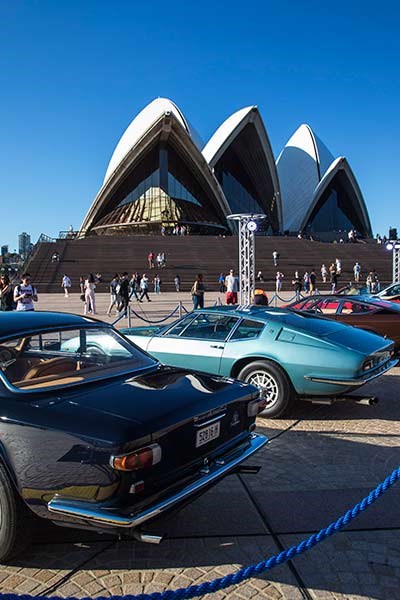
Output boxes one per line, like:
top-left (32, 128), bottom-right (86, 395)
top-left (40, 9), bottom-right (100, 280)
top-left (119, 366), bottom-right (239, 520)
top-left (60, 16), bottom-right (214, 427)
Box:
top-left (84, 273), bottom-right (96, 315)
top-left (191, 273), bottom-right (205, 309)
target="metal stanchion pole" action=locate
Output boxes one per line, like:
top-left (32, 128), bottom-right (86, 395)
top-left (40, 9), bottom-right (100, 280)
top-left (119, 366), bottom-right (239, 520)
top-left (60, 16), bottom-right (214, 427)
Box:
top-left (178, 301), bottom-right (182, 319)
top-left (128, 305), bottom-right (132, 328)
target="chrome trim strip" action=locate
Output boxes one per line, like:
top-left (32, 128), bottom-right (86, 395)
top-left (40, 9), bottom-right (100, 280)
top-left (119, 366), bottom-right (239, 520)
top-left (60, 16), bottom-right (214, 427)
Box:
top-left (193, 413), bottom-right (226, 427)
top-left (304, 359), bottom-right (398, 386)
top-left (48, 433), bottom-right (268, 528)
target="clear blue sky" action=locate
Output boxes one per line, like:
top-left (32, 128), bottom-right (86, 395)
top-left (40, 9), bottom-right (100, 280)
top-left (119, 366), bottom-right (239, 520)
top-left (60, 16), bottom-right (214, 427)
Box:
top-left (1, 0), bottom-right (399, 250)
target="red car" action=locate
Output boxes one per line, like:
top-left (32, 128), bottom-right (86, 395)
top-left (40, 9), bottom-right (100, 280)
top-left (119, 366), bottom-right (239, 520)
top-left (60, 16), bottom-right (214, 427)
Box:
top-left (287, 295), bottom-right (400, 352)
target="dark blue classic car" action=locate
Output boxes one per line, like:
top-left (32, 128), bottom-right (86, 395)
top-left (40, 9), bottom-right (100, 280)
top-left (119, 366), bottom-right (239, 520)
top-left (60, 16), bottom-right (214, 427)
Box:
top-left (0, 312), bottom-right (267, 561)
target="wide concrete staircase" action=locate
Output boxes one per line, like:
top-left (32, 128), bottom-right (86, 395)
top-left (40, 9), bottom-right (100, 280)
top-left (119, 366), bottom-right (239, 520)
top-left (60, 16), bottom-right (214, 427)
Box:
top-left (26, 235), bottom-right (392, 293)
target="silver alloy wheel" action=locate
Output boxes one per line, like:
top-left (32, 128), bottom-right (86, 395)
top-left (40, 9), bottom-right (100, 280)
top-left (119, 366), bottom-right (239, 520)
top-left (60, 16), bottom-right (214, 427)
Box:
top-left (248, 370), bottom-right (280, 407)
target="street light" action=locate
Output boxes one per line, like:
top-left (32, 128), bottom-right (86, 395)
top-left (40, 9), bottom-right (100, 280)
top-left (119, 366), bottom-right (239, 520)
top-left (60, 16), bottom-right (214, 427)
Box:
top-left (385, 240), bottom-right (400, 283)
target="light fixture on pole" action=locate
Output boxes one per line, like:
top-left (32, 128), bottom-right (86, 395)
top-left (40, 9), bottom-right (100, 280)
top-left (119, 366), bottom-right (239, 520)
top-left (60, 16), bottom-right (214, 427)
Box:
top-left (227, 214), bottom-right (266, 305)
top-left (385, 240), bottom-right (400, 283)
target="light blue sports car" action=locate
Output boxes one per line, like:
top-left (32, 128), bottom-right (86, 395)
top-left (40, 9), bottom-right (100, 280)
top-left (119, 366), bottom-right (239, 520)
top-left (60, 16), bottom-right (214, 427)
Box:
top-left (122, 306), bottom-right (397, 418)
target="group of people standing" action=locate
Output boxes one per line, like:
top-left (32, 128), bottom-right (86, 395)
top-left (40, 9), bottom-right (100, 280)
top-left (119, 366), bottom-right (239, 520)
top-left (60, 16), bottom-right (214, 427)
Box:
top-left (148, 251), bottom-right (166, 270)
top-left (107, 273), bottom-right (154, 317)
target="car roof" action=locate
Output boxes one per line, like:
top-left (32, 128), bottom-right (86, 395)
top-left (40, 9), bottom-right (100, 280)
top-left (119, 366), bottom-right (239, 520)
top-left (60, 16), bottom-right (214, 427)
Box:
top-left (196, 305), bottom-right (292, 322)
top-left (0, 311), bottom-right (108, 340)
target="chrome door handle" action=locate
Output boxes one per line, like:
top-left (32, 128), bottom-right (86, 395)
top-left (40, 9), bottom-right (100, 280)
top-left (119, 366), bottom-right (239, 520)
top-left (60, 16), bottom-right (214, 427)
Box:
top-left (210, 344), bottom-right (224, 349)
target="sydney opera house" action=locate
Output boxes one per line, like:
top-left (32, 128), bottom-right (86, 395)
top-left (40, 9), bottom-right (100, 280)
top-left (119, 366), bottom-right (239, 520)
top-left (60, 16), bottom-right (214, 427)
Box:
top-left (79, 98), bottom-right (372, 241)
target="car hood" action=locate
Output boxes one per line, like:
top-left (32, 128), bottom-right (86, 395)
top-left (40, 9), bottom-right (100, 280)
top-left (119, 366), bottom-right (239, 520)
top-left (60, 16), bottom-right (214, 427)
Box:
top-left (284, 311), bottom-right (392, 354)
top-left (58, 366), bottom-right (256, 439)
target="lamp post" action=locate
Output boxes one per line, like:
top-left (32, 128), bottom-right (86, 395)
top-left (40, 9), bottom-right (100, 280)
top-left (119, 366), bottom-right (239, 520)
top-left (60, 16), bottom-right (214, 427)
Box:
top-left (227, 214), bottom-right (266, 305)
top-left (385, 241), bottom-right (400, 283)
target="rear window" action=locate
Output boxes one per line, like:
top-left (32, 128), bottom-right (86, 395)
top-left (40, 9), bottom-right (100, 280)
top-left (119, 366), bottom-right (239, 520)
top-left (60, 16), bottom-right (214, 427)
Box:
top-left (231, 319), bottom-right (264, 340)
top-left (0, 327), bottom-right (155, 391)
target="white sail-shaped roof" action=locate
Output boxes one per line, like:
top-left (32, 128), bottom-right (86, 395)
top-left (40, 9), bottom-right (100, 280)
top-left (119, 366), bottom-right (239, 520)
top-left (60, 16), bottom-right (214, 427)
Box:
top-left (203, 106), bottom-right (255, 165)
top-left (277, 124), bottom-right (334, 232)
top-left (103, 98), bottom-right (201, 184)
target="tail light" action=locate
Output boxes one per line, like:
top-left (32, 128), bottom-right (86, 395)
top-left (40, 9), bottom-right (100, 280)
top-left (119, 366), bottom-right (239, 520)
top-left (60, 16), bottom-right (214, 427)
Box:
top-left (110, 443), bottom-right (162, 471)
top-left (247, 396), bottom-right (267, 416)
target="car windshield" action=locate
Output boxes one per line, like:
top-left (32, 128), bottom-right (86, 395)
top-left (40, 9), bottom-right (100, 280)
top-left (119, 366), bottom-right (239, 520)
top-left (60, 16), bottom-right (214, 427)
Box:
top-left (0, 326), bottom-right (156, 391)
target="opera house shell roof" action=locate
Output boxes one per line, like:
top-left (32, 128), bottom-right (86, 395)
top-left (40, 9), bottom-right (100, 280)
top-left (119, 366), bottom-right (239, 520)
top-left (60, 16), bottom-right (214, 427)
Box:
top-left (79, 98), bottom-right (372, 240)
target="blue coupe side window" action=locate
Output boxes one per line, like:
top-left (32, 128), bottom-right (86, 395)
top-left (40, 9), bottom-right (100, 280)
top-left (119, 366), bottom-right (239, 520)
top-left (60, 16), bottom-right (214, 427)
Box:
top-left (230, 319), bottom-right (264, 340)
top-left (179, 314), bottom-right (239, 341)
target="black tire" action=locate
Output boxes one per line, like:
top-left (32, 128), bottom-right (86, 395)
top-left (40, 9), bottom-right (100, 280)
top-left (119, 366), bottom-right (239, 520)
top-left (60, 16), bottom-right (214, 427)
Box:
top-left (237, 360), bottom-right (294, 418)
top-left (0, 462), bottom-right (35, 562)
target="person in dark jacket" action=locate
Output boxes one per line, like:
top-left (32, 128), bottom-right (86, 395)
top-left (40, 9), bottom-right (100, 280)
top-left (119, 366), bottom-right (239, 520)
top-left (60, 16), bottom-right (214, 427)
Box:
top-left (0, 274), bottom-right (14, 311)
top-left (117, 272), bottom-right (130, 316)
top-left (253, 289), bottom-right (269, 306)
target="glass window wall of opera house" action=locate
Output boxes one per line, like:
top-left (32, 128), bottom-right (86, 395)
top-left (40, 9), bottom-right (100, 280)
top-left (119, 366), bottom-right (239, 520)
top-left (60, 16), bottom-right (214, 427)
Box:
top-left (78, 98), bottom-right (372, 240)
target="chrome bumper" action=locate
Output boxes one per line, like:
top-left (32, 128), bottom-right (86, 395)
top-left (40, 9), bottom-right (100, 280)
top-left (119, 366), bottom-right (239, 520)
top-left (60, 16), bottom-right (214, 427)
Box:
top-left (304, 358), bottom-right (398, 386)
top-left (48, 433), bottom-right (267, 529)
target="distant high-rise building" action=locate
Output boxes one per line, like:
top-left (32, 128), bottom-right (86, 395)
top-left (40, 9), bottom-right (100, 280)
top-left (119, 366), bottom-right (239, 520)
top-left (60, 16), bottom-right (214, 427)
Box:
top-left (1, 245), bottom-right (8, 257)
top-left (18, 232), bottom-right (31, 258)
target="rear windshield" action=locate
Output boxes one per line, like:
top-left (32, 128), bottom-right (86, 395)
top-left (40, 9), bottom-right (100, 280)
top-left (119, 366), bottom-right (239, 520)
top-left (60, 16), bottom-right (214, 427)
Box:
top-left (0, 327), bottom-right (155, 391)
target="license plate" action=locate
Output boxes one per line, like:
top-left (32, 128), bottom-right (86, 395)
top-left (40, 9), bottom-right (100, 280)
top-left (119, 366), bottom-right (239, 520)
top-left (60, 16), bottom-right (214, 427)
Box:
top-left (196, 422), bottom-right (220, 448)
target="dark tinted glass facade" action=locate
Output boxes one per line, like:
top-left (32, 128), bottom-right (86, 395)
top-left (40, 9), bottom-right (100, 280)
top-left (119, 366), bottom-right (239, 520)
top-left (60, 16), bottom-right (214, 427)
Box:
top-left (90, 143), bottom-right (227, 235)
top-left (304, 176), bottom-right (369, 241)
top-left (213, 123), bottom-right (279, 232)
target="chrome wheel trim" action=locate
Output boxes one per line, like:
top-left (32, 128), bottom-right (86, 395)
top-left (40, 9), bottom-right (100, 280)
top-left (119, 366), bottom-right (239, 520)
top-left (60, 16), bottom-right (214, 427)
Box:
top-left (248, 370), bottom-right (280, 407)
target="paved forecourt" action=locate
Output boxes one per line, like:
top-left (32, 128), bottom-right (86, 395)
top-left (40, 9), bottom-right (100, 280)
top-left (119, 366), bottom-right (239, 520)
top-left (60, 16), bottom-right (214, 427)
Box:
top-left (0, 293), bottom-right (399, 599)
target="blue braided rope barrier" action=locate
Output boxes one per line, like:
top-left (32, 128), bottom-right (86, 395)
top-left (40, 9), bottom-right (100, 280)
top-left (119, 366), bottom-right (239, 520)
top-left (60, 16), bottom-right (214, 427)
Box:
top-left (3, 465), bottom-right (399, 600)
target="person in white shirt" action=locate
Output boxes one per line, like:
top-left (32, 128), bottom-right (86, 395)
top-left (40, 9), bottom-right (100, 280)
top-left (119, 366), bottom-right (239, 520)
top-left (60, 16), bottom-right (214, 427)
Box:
top-left (353, 262), bottom-right (361, 283)
top-left (14, 273), bottom-right (38, 312)
top-left (225, 269), bottom-right (239, 304)
top-left (61, 274), bottom-right (71, 298)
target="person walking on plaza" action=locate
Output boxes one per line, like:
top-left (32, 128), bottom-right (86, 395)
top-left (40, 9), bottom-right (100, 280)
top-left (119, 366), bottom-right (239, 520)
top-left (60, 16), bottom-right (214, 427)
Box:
top-left (272, 250), bottom-right (279, 267)
top-left (139, 274), bottom-right (151, 302)
top-left (83, 273), bottom-right (96, 315)
top-left (0, 274), bottom-right (14, 311)
top-left (14, 273), bottom-right (38, 312)
top-left (79, 276), bottom-right (85, 295)
top-left (117, 272), bottom-right (130, 316)
top-left (309, 269), bottom-right (317, 295)
top-left (372, 269), bottom-right (380, 292)
top-left (353, 262), bottom-right (361, 283)
top-left (275, 271), bottom-right (284, 293)
top-left (174, 274), bottom-right (181, 292)
top-left (191, 273), bottom-right (205, 309)
top-left (218, 273), bottom-right (226, 293)
top-left (329, 264), bottom-right (338, 293)
top-left (153, 274), bottom-right (161, 294)
top-left (129, 273), bottom-right (140, 301)
top-left (225, 269), bottom-right (239, 305)
top-left (303, 271), bottom-right (310, 293)
top-left (335, 257), bottom-right (342, 275)
top-left (148, 252), bottom-right (155, 269)
top-left (321, 264), bottom-right (328, 283)
top-left (61, 274), bottom-right (71, 298)
top-left (107, 274), bottom-right (119, 316)
top-left (292, 271), bottom-right (302, 301)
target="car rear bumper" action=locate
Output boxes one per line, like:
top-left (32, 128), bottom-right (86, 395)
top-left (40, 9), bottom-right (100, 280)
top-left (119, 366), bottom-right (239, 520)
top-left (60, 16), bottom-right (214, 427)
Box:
top-left (304, 358), bottom-right (398, 386)
top-left (48, 432), bottom-right (267, 529)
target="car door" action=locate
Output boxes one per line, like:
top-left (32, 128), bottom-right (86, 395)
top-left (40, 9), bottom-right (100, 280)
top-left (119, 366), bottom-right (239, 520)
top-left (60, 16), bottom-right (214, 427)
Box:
top-left (147, 313), bottom-right (240, 374)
